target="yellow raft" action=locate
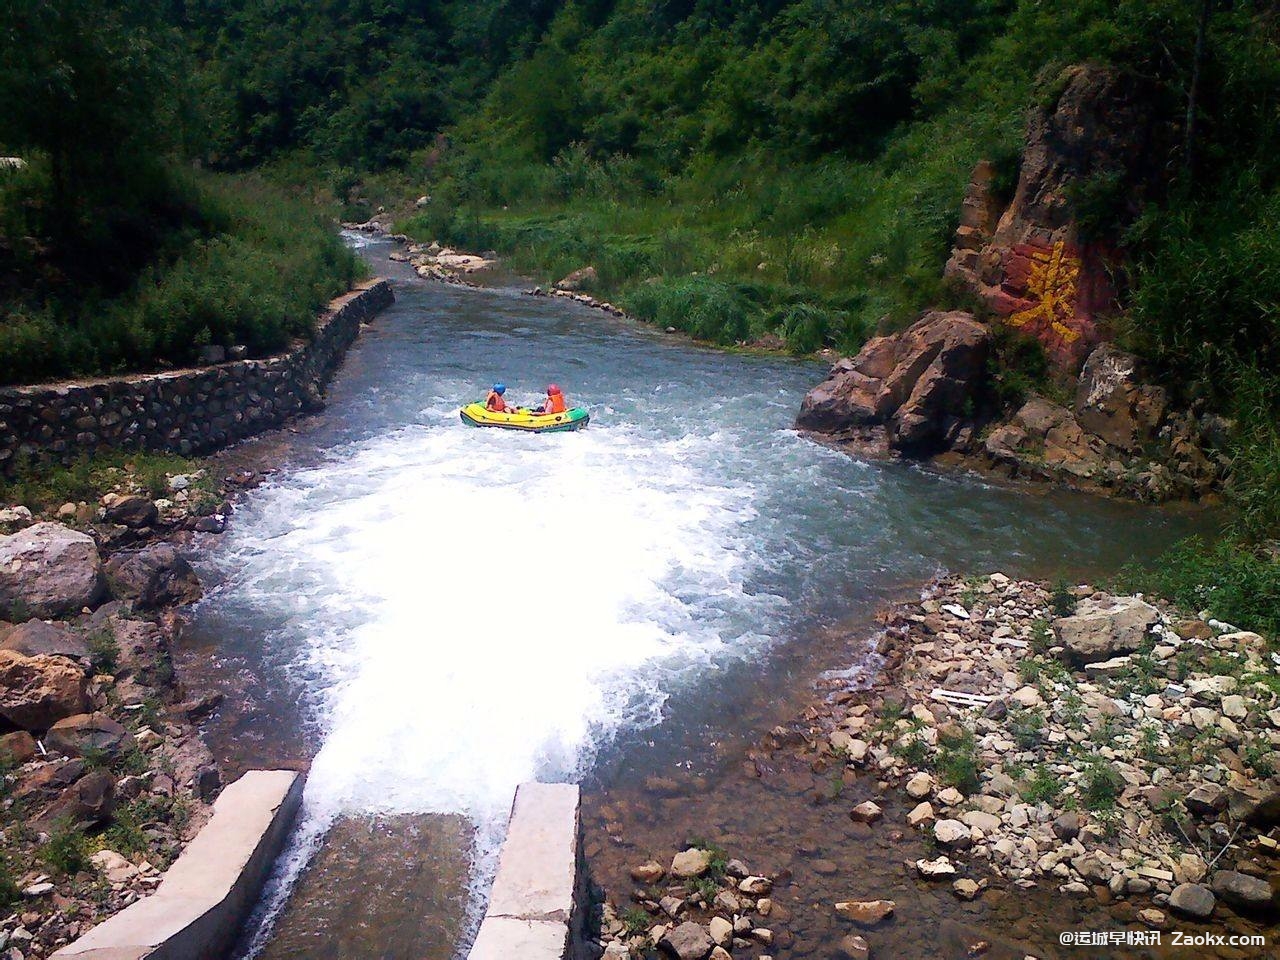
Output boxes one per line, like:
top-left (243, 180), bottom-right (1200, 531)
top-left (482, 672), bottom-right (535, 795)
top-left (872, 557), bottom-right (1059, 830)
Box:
top-left (459, 402), bottom-right (590, 433)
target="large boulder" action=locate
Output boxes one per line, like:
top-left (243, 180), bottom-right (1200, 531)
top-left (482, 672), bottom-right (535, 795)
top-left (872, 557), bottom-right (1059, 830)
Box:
top-left (0, 619), bottom-right (90, 661)
top-left (797, 311), bottom-right (990, 452)
top-left (104, 542), bottom-right (202, 609)
top-left (1211, 871), bottom-right (1275, 913)
top-left (0, 522), bottom-right (104, 618)
top-left (44, 712), bottom-right (134, 759)
top-left (0, 650), bottom-right (89, 730)
top-left (1053, 595), bottom-right (1160, 664)
top-left (38, 767), bottom-right (115, 827)
top-left (103, 495), bottom-right (159, 529)
top-left (1075, 345), bottom-right (1167, 452)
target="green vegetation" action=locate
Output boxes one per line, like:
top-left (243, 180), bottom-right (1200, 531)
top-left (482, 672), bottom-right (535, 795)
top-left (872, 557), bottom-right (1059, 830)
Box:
top-left (936, 727), bottom-right (981, 795)
top-left (0, 450), bottom-right (213, 514)
top-left (40, 820), bottom-right (91, 875)
top-left (0, 0), bottom-right (360, 386)
top-left (1080, 755), bottom-right (1124, 812)
top-left (1020, 764), bottom-right (1061, 804)
top-left (1118, 537), bottom-right (1280, 640)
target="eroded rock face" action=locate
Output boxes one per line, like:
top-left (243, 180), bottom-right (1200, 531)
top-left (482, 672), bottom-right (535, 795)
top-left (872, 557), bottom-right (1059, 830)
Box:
top-left (0, 650), bottom-right (89, 730)
top-left (0, 522), bottom-right (104, 618)
top-left (1075, 344), bottom-right (1167, 452)
top-left (945, 65), bottom-right (1165, 369)
top-left (104, 542), bottom-right (202, 609)
top-left (797, 311), bottom-right (990, 452)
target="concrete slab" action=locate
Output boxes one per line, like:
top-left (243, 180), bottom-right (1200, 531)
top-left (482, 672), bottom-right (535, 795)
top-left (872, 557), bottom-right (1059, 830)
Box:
top-left (468, 917), bottom-right (569, 960)
top-left (467, 782), bottom-right (581, 960)
top-left (486, 783), bottom-right (580, 924)
top-left (53, 769), bottom-right (303, 960)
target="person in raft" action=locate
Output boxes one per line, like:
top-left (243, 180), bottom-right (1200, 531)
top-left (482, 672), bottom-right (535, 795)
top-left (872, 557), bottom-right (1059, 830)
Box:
top-left (485, 382), bottom-right (509, 412)
top-left (535, 383), bottom-right (567, 415)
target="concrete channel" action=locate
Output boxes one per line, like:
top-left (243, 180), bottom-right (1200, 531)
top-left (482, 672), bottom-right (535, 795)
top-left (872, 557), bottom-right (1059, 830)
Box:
top-left (52, 770), bottom-right (303, 960)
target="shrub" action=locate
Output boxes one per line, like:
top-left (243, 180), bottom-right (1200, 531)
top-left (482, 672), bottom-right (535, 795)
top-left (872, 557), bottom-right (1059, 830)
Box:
top-left (41, 821), bottom-right (91, 875)
top-left (1020, 764), bottom-right (1061, 803)
top-left (1119, 537), bottom-right (1280, 640)
top-left (936, 728), bottom-right (981, 795)
top-left (1081, 756), bottom-right (1124, 812)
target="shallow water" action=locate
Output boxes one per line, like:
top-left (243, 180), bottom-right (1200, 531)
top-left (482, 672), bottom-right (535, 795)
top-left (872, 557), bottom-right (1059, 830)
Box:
top-left (182, 238), bottom-right (1208, 957)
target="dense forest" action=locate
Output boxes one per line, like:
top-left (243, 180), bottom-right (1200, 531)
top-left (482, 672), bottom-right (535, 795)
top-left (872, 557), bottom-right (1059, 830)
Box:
top-left (2, 1), bottom-right (1278, 599)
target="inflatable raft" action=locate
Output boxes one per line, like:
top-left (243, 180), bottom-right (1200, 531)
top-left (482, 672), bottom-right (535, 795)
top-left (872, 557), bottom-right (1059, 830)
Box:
top-left (459, 402), bottom-right (590, 433)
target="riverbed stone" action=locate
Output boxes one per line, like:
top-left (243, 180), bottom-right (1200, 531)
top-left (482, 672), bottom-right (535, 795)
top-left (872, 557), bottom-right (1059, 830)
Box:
top-left (916, 856), bottom-right (957, 879)
top-left (835, 900), bottom-right (895, 927)
top-left (952, 878), bottom-right (981, 901)
top-left (671, 848), bottom-right (713, 878)
top-left (738, 876), bottom-right (772, 896)
top-left (839, 933), bottom-right (871, 960)
top-left (660, 921), bottom-right (713, 960)
top-left (631, 861), bottom-right (665, 884)
top-left (1168, 883), bottom-right (1216, 920)
top-left (104, 543), bottom-right (202, 609)
top-left (0, 619), bottom-right (90, 661)
top-left (934, 819), bottom-right (971, 849)
top-left (1185, 782), bottom-right (1228, 817)
top-left (0, 650), bottom-right (89, 730)
top-left (1210, 870), bottom-right (1274, 912)
top-left (849, 800), bottom-right (883, 824)
top-left (906, 801), bottom-right (935, 827)
top-left (905, 772), bottom-right (933, 799)
top-left (45, 712), bottom-right (134, 758)
top-left (708, 916), bottom-right (732, 946)
top-left (1053, 595), bottom-right (1159, 664)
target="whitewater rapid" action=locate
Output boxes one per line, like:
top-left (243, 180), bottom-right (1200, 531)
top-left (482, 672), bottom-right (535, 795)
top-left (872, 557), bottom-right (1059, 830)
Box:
top-left (189, 244), bottom-right (1199, 955)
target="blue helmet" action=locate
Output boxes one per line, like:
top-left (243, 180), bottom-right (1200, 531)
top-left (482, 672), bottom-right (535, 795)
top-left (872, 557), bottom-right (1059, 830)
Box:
top-left (492, 383), bottom-right (506, 394)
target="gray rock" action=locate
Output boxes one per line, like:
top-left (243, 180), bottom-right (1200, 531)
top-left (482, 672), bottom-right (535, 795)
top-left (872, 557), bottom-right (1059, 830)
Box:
top-left (45, 711), bottom-right (134, 758)
top-left (660, 921), bottom-right (713, 960)
top-left (1210, 871), bottom-right (1274, 912)
top-left (0, 619), bottom-right (90, 661)
top-left (1185, 782), bottom-right (1228, 817)
top-left (671, 848), bottom-right (713, 878)
top-left (1053, 595), bottom-right (1160, 664)
top-left (0, 522), bottom-right (104, 618)
top-left (104, 542), bottom-right (202, 609)
top-left (103, 495), bottom-right (159, 528)
top-left (1168, 883), bottom-right (1215, 920)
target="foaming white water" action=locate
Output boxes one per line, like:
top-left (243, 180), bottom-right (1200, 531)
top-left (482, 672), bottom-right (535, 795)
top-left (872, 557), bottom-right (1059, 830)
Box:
top-left (220, 402), bottom-right (784, 952)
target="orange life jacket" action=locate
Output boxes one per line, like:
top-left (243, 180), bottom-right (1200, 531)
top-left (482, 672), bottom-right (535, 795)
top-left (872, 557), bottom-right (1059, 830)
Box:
top-left (545, 393), bottom-right (566, 414)
top-left (486, 392), bottom-right (507, 412)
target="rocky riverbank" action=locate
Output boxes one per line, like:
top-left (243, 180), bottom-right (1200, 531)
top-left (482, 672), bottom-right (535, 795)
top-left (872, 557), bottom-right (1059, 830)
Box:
top-left (0, 458), bottom-right (283, 959)
top-left (581, 576), bottom-right (1280, 959)
top-left (796, 313), bottom-right (1229, 505)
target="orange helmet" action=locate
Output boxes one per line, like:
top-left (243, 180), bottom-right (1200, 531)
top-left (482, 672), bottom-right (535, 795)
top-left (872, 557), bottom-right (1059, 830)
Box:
top-left (547, 384), bottom-right (561, 395)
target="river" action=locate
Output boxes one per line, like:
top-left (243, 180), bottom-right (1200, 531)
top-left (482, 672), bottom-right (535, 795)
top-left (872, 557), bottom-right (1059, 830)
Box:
top-left (180, 236), bottom-right (1206, 958)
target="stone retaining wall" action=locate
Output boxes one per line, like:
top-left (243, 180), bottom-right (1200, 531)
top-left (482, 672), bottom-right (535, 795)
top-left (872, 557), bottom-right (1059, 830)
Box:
top-left (52, 769), bottom-right (304, 960)
top-left (0, 279), bottom-right (394, 473)
top-left (469, 782), bottom-right (585, 960)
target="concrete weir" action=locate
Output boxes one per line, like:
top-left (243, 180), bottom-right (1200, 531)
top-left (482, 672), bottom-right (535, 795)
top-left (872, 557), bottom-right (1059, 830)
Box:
top-left (468, 782), bottom-right (584, 960)
top-left (53, 769), bottom-right (304, 960)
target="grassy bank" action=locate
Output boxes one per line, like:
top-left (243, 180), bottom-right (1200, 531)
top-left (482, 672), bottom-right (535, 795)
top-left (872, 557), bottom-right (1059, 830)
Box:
top-left (0, 169), bottom-right (361, 386)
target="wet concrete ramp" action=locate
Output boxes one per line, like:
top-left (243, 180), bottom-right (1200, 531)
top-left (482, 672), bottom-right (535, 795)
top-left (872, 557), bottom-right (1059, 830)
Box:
top-left (259, 814), bottom-right (472, 960)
